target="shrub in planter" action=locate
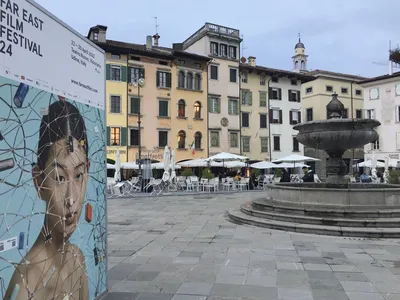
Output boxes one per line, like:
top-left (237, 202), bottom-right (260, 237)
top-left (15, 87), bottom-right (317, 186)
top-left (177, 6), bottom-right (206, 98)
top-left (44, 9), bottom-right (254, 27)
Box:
top-left (201, 168), bottom-right (215, 181)
top-left (182, 168), bottom-right (193, 178)
top-left (388, 170), bottom-right (400, 185)
top-left (274, 168), bottom-right (283, 178)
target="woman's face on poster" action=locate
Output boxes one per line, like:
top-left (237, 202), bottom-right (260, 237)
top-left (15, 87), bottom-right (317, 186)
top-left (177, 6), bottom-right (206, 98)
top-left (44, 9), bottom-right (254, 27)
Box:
top-left (34, 138), bottom-right (88, 237)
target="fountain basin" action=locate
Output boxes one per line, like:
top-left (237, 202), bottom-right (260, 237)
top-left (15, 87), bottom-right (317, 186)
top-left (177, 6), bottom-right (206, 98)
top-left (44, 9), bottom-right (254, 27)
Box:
top-left (293, 119), bottom-right (381, 152)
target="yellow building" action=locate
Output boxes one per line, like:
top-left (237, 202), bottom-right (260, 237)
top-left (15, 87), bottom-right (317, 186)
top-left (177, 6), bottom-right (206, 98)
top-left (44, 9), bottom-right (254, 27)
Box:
top-left (87, 25), bottom-right (209, 166)
top-left (301, 69), bottom-right (368, 178)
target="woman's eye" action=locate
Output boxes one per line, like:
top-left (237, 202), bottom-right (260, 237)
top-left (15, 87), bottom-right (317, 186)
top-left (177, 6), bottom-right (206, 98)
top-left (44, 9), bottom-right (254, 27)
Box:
top-left (57, 176), bottom-right (66, 182)
top-left (76, 173), bottom-right (83, 180)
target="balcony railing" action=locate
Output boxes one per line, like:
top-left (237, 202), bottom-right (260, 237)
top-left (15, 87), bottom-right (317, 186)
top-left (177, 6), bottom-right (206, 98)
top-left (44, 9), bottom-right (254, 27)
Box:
top-left (183, 23), bottom-right (240, 48)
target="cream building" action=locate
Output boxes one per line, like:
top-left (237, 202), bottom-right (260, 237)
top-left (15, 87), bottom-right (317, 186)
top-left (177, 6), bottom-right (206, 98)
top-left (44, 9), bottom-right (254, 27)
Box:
top-left (301, 69), bottom-right (368, 178)
top-left (359, 72), bottom-right (400, 166)
top-left (240, 56), bottom-right (314, 161)
top-left (180, 23), bottom-right (242, 155)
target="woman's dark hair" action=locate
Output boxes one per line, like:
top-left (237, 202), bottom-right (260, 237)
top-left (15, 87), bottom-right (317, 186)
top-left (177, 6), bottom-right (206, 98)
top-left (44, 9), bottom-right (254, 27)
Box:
top-left (37, 100), bottom-right (88, 170)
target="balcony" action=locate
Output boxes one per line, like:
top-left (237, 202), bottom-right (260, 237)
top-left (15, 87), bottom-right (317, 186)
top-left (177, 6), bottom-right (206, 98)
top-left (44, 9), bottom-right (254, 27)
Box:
top-left (183, 23), bottom-right (241, 49)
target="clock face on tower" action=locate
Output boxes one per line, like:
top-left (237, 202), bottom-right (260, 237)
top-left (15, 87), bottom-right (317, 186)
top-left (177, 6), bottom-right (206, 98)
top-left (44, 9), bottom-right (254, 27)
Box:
top-left (396, 84), bottom-right (400, 96)
top-left (369, 88), bottom-right (379, 100)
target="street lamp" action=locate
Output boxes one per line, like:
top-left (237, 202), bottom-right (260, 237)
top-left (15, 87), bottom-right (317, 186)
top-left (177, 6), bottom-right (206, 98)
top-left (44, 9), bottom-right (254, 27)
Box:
top-left (135, 77), bottom-right (145, 179)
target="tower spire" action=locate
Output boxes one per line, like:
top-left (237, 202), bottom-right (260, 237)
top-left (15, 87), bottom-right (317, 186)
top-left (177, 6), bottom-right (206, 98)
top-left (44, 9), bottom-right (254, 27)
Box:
top-left (298, 32), bottom-right (301, 43)
top-left (152, 17), bottom-right (160, 46)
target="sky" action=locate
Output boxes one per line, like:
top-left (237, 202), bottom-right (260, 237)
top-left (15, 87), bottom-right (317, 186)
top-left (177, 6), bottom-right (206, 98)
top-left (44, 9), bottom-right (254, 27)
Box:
top-left (36, 0), bottom-right (400, 78)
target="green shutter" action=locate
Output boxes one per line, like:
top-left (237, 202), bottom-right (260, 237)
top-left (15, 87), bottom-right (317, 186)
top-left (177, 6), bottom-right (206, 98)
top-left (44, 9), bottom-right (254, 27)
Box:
top-left (167, 72), bottom-right (172, 88)
top-left (106, 126), bottom-right (110, 146)
top-left (217, 99), bottom-right (221, 113)
top-left (121, 127), bottom-right (127, 146)
top-left (156, 71), bottom-right (160, 87)
top-left (106, 64), bottom-right (111, 80)
top-left (278, 88), bottom-right (282, 100)
top-left (208, 97), bottom-right (212, 113)
top-left (248, 91), bottom-right (252, 106)
top-left (140, 68), bottom-right (145, 79)
top-left (121, 66), bottom-right (127, 82)
top-left (128, 67), bottom-right (132, 82)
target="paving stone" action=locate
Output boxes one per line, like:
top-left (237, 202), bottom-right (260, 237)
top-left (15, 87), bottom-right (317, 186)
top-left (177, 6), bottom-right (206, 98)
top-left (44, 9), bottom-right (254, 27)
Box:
top-left (101, 292), bottom-right (138, 300)
top-left (346, 292), bottom-right (385, 300)
top-left (334, 272), bottom-right (369, 282)
top-left (303, 263), bottom-right (332, 271)
top-left (209, 283), bottom-right (279, 299)
top-left (171, 295), bottom-right (207, 300)
top-left (179, 251), bottom-right (204, 258)
top-left (340, 281), bottom-right (379, 293)
top-left (135, 293), bottom-right (173, 300)
top-left (276, 262), bottom-right (304, 270)
top-left (278, 288), bottom-right (313, 300)
top-left (108, 263), bottom-right (140, 281)
top-left (177, 282), bottom-right (212, 295)
top-left (128, 271), bottom-right (160, 281)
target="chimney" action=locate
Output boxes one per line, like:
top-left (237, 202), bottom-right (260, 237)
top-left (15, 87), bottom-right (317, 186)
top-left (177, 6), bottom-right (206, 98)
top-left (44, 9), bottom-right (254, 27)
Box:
top-left (88, 25), bottom-right (107, 43)
top-left (248, 56), bottom-right (256, 67)
top-left (153, 33), bottom-right (160, 47)
top-left (146, 35), bottom-right (152, 50)
top-left (389, 60), bottom-right (393, 75)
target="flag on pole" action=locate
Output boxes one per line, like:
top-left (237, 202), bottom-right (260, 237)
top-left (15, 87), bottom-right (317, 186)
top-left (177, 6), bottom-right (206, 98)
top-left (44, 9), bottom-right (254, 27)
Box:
top-left (190, 141), bottom-right (196, 155)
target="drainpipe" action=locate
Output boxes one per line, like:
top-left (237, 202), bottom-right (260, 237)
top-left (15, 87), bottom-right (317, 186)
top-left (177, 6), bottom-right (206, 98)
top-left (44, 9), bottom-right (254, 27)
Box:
top-left (206, 60), bottom-right (211, 157)
top-left (126, 52), bottom-right (129, 163)
top-left (239, 68), bottom-right (242, 155)
top-left (351, 79), bottom-right (355, 174)
top-left (267, 76), bottom-right (273, 161)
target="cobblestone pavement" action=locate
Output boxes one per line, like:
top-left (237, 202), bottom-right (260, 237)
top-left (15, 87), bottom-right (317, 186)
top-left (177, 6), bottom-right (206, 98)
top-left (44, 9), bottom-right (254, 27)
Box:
top-left (102, 191), bottom-right (400, 300)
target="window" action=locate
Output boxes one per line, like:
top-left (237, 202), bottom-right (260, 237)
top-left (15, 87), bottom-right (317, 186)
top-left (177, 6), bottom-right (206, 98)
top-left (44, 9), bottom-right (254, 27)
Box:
top-left (372, 136), bottom-right (379, 150)
top-left (306, 87), bottom-right (313, 94)
top-left (178, 99), bottom-right (185, 117)
top-left (355, 89), bottom-right (362, 96)
top-left (271, 77), bottom-right (278, 83)
top-left (159, 61), bottom-right (168, 66)
top-left (293, 137), bottom-right (299, 152)
top-left (211, 42), bottom-right (218, 55)
top-left (242, 136), bottom-right (250, 153)
top-left (159, 100), bottom-right (169, 117)
top-left (229, 46), bottom-right (237, 59)
top-left (273, 136), bottom-right (280, 151)
top-left (230, 132), bottom-right (238, 148)
top-left (395, 105), bottom-right (400, 122)
top-left (158, 131), bottom-right (168, 147)
top-left (269, 88), bottom-right (281, 100)
top-left (288, 90), bottom-right (300, 102)
top-left (130, 129), bottom-right (139, 146)
top-left (259, 92), bottom-right (267, 107)
top-left (326, 85), bottom-right (333, 92)
top-left (194, 62), bottom-right (201, 68)
top-left (270, 109), bottom-right (282, 124)
top-left (291, 79), bottom-right (297, 86)
top-left (241, 90), bottom-right (252, 105)
top-left (209, 97), bottom-right (220, 113)
top-left (228, 98), bottom-right (238, 115)
top-left (242, 72), bottom-right (248, 83)
top-left (306, 108), bottom-right (313, 121)
top-left (210, 131), bottom-right (219, 147)
top-left (341, 87), bottom-right (348, 94)
top-left (178, 71), bottom-right (185, 88)
top-left (289, 110), bottom-right (301, 125)
top-left (111, 54), bottom-right (120, 60)
top-left (260, 137), bottom-right (268, 153)
top-left (110, 65), bottom-right (121, 81)
top-left (356, 109), bottom-right (362, 119)
top-left (342, 108), bottom-right (348, 119)
top-left (178, 59), bottom-right (185, 65)
top-left (93, 31), bottom-right (98, 41)
top-left (210, 65), bottom-right (218, 80)
top-left (129, 67), bottom-right (145, 83)
top-left (242, 112), bottom-right (249, 127)
top-left (178, 130), bottom-right (186, 149)
top-left (260, 75), bottom-right (265, 85)
top-left (194, 102), bottom-right (202, 119)
top-left (130, 97), bottom-right (139, 114)
top-left (194, 132), bottom-right (202, 149)
top-left (366, 109), bottom-right (375, 119)
top-left (369, 88), bottom-right (379, 100)
top-left (230, 68), bottom-right (237, 83)
top-left (157, 71), bottom-right (171, 88)
top-left (187, 72), bottom-right (193, 89)
top-left (260, 114), bottom-right (267, 128)
top-left (194, 74), bottom-right (201, 90)
top-left (220, 44), bottom-right (227, 56)
top-left (110, 127), bottom-right (121, 146)
top-left (110, 95), bottom-right (121, 113)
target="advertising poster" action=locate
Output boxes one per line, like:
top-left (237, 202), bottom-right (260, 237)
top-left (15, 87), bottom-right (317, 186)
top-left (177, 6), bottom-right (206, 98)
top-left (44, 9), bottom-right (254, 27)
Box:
top-left (0, 0), bottom-right (107, 299)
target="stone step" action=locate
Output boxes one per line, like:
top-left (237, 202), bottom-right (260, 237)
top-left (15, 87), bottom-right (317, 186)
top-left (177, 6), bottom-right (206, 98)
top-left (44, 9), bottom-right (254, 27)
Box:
top-left (252, 198), bottom-right (400, 219)
top-left (228, 207), bottom-right (400, 238)
top-left (241, 202), bottom-right (400, 228)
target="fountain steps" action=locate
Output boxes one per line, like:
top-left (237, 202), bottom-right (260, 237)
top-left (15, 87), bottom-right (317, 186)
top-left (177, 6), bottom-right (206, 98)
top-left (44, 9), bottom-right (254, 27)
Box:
top-left (228, 202), bottom-right (400, 238)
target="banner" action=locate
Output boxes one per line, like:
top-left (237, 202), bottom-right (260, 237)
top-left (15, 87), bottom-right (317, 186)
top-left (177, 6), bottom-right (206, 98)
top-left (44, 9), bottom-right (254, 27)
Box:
top-left (0, 1), bottom-right (107, 299)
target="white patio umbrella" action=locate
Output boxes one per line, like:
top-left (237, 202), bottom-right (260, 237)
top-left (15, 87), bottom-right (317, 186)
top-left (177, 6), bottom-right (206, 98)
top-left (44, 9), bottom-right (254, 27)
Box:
top-left (107, 163), bottom-right (115, 169)
top-left (170, 150), bottom-right (176, 184)
top-left (162, 146), bottom-right (170, 182)
top-left (250, 161), bottom-right (277, 169)
top-left (206, 152), bottom-right (248, 168)
top-left (178, 159), bottom-right (223, 168)
top-left (353, 160), bottom-right (385, 168)
top-left (272, 154), bottom-right (319, 168)
top-left (120, 162), bottom-right (139, 169)
top-left (151, 162), bottom-right (181, 170)
top-left (224, 161), bottom-right (247, 168)
top-left (273, 162), bottom-right (310, 169)
top-left (114, 149), bottom-right (121, 182)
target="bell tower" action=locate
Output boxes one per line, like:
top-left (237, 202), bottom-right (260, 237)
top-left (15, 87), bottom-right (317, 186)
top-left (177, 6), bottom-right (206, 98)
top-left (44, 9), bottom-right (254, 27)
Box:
top-left (292, 33), bottom-right (308, 73)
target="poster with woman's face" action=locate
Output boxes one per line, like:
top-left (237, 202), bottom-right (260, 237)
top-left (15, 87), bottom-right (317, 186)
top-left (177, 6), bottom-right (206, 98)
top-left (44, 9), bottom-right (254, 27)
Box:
top-left (0, 76), bottom-right (107, 300)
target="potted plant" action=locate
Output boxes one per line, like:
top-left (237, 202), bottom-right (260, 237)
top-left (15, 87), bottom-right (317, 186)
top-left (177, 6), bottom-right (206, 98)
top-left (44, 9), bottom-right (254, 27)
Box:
top-left (201, 168), bottom-right (215, 182)
top-left (182, 168), bottom-right (193, 179)
top-left (388, 170), bottom-right (400, 184)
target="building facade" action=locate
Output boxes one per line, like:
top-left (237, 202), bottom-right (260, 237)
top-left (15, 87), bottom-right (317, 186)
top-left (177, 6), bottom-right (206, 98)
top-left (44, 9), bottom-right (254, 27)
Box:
top-left (180, 23), bottom-right (242, 155)
top-left (301, 69), bottom-right (367, 178)
top-left (87, 25), bottom-right (209, 165)
top-left (239, 57), bottom-right (314, 161)
top-left (360, 72), bottom-right (400, 165)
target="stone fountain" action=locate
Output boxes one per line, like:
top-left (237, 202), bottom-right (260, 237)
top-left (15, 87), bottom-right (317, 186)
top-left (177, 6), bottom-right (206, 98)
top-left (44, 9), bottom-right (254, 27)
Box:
top-left (229, 94), bottom-right (400, 238)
